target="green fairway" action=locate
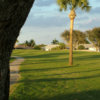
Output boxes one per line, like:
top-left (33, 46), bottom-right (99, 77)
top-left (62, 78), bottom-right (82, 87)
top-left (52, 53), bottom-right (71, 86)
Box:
top-left (10, 49), bottom-right (100, 100)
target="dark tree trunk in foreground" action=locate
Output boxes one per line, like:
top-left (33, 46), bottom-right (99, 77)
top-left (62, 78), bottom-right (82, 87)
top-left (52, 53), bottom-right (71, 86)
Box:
top-left (0, 0), bottom-right (35, 100)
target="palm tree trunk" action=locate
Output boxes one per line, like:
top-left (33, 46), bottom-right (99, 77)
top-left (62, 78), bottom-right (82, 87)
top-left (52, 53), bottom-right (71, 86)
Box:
top-left (69, 19), bottom-right (74, 65)
top-left (69, 10), bottom-right (76, 66)
top-left (0, 1), bottom-right (35, 100)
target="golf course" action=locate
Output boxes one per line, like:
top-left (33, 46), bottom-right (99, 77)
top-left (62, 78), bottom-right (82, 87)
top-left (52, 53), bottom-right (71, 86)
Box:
top-left (10, 49), bottom-right (100, 100)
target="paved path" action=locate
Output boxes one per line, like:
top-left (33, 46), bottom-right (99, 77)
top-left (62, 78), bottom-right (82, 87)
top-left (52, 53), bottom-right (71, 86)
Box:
top-left (10, 57), bottom-right (24, 85)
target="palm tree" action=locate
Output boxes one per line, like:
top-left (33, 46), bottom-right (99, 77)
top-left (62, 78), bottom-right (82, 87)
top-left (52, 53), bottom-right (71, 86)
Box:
top-left (25, 40), bottom-right (35, 47)
top-left (25, 40), bottom-right (29, 47)
top-left (51, 39), bottom-right (59, 44)
top-left (57, 0), bottom-right (91, 66)
top-left (29, 39), bottom-right (36, 47)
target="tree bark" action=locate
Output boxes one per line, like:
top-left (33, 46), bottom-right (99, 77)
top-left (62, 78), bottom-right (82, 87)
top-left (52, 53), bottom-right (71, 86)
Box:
top-left (69, 19), bottom-right (74, 65)
top-left (0, 0), bottom-right (35, 100)
top-left (69, 10), bottom-right (76, 66)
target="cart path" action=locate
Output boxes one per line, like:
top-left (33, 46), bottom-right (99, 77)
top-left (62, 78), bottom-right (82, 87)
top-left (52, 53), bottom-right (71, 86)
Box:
top-left (10, 57), bottom-right (24, 85)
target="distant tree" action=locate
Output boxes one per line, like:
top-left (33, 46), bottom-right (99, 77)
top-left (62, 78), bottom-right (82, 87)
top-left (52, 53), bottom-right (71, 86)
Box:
top-left (61, 30), bottom-right (70, 42)
top-left (59, 43), bottom-right (66, 49)
top-left (87, 27), bottom-right (100, 52)
top-left (25, 40), bottom-right (29, 47)
top-left (24, 39), bottom-right (35, 47)
top-left (61, 30), bottom-right (87, 49)
top-left (34, 45), bottom-right (41, 50)
top-left (38, 44), bottom-right (46, 48)
top-left (85, 39), bottom-right (90, 44)
top-left (51, 39), bottom-right (59, 44)
top-left (57, 0), bottom-right (91, 65)
top-left (29, 39), bottom-right (35, 47)
top-left (78, 45), bottom-right (85, 50)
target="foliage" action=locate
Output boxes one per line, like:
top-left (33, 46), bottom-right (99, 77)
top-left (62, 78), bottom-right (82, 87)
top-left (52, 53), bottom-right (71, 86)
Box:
top-left (25, 40), bottom-right (29, 47)
top-left (57, 0), bottom-right (91, 11)
top-left (59, 43), bottom-right (66, 49)
top-left (51, 43), bottom-right (66, 50)
top-left (25, 39), bottom-right (35, 47)
top-left (61, 30), bottom-right (87, 48)
top-left (51, 39), bottom-right (59, 44)
top-left (85, 39), bottom-right (90, 44)
top-left (38, 44), bottom-right (46, 48)
top-left (51, 46), bottom-right (61, 50)
top-left (34, 45), bottom-right (41, 50)
top-left (10, 50), bottom-right (100, 100)
top-left (61, 30), bottom-right (70, 42)
top-left (87, 27), bottom-right (100, 51)
top-left (34, 44), bottom-right (46, 50)
top-left (78, 45), bottom-right (85, 50)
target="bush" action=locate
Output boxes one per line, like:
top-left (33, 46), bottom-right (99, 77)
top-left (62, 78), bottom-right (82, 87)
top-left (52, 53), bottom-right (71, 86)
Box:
top-left (78, 45), bottom-right (85, 50)
top-left (59, 43), bottom-right (66, 49)
top-left (51, 43), bottom-right (66, 50)
top-left (51, 46), bottom-right (61, 50)
top-left (34, 45), bottom-right (41, 50)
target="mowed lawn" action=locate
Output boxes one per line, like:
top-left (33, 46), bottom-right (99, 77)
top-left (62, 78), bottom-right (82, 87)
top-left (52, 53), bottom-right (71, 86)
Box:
top-left (10, 49), bottom-right (100, 100)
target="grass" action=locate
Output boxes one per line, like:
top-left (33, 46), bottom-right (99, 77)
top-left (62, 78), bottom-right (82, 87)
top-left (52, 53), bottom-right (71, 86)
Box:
top-left (10, 49), bottom-right (100, 100)
top-left (10, 57), bottom-right (16, 63)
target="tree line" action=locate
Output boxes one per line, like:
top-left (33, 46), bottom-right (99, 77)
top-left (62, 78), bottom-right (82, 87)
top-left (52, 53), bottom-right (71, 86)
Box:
top-left (61, 27), bottom-right (100, 51)
top-left (17, 39), bottom-right (47, 50)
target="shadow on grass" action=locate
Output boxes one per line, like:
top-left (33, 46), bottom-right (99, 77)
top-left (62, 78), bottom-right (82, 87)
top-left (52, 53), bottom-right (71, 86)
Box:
top-left (20, 58), bottom-right (69, 65)
top-left (21, 53), bottom-right (100, 64)
top-left (44, 90), bottom-right (100, 100)
top-left (75, 54), bottom-right (100, 61)
top-left (40, 68), bottom-right (100, 77)
top-left (18, 73), bottom-right (100, 83)
top-left (10, 87), bottom-right (100, 100)
top-left (19, 64), bottom-right (80, 73)
top-left (23, 52), bottom-right (69, 59)
top-left (13, 54), bottom-right (100, 67)
top-left (19, 54), bottom-right (100, 66)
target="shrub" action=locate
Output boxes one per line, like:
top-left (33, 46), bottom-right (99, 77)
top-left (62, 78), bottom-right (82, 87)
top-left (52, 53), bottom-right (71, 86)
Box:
top-left (59, 43), bottom-right (66, 49)
top-left (34, 45), bottom-right (41, 50)
top-left (51, 46), bottom-right (61, 50)
top-left (78, 45), bottom-right (85, 50)
top-left (51, 43), bottom-right (66, 50)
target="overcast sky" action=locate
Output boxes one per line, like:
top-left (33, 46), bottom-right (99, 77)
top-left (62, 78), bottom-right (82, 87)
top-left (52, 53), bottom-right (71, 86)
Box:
top-left (18, 0), bottom-right (100, 44)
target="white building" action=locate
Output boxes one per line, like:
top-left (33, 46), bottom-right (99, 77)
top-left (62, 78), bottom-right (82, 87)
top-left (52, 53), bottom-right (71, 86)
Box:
top-left (43, 44), bottom-right (60, 51)
top-left (78, 44), bottom-right (100, 52)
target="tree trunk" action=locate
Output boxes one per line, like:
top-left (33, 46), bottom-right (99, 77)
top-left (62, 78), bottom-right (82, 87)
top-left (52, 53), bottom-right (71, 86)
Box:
top-left (0, 0), bottom-right (35, 100)
top-left (69, 10), bottom-right (76, 66)
top-left (69, 19), bottom-right (74, 65)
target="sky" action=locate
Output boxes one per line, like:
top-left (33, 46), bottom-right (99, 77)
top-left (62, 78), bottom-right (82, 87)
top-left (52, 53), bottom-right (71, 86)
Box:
top-left (18, 0), bottom-right (100, 44)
